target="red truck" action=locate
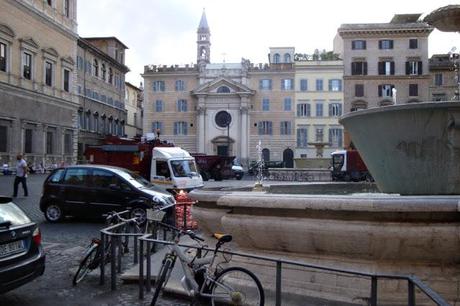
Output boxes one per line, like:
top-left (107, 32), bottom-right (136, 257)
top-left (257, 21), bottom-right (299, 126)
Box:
top-left (331, 150), bottom-right (373, 182)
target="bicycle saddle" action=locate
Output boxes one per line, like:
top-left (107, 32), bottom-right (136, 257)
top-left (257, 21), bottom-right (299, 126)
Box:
top-left (213, 233), bottom-right (232, 243)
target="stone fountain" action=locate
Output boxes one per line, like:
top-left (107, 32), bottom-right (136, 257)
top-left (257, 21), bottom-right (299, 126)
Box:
top-left (189, 6), bottom-right (460, 305)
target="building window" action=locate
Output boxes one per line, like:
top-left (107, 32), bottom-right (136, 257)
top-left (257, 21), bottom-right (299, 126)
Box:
top-left (93, 115), bottom-right (99, 133)
top-left (155, 100), bottom-right (164, 112)
top-left (378, 61), bottom-right (395, 75)
top-left (153, 80), bottom-right (165, 92)
top-left (284, 53), bottom-right (291, 63)
top-left (101, 63), bottom-right (106, 80)
top-left (328, 79), bottom-right (342, 92)
top-left (0, 126), bottom-right (7, 152)
top-left (273, 53), bottom-right (280, 63)
top-left (297, 103), bottom-right (311, 117)
top-left (47, 0), bottom-right (52, 6)
top-left (0, 42), bottom-right (6, 72)
top-left (175, 80), bottom-right (185, 91)
top-left (355, 84), bottom-right (364, 97)
top-left (329, 128), bottom-right (343, 147)
top-left (300, 79), bottom-right (308, 91)
top-left (152, 121), bottom-right (163, 133)
top-left (379, 40), bottom-right (394, 49)
top-left (259, 79), bottom-right (272, 90)
top-left (262, 98), bottom-right (270, 111)
top-left (258, 121), bottom-right (272, 135)
top-left (351, 40), bottom-right (366, 50)
top-left (108, 67), bottom-right (113, 84)
top-left (46, 131), bottom-right (54, 154)
top-left (409, 39), bottom-right (418, 49)
top-left (283, 97), bottom-right (292, 111)
top-left (280, 121), bottom-right (292, 135)
top-left (23, 52), bottom-right (32, 80)
top-left (409, 84), bottom-right (418, 96)
top-left (174, 121), bottom-right (188, 135)
top-left (63, 69), bottom-right (70, 92)
top-left (64, 132), bottom-right (72, 154)
top-left (25, 129), bottom-right (33, 153)
top-left (406, 61), bottom-right (423, 75)
top-left (177, 99), bottom-right (187, 112)
top-left (297, 128), bottom-right (308, 148)
top-left (378, 84), bottom-right (395, 97)
top-left (45, 61), bottom-right (53, 86)
top-left (329, 103), bottom-right (343, 116)
top-left (315, 128), bottom-right (324, 142)
top-left (351, 61), bottom-right (367, 75)
top-left (316, 102), bottom-right (323, 117)
top-left (434, 73), bottom-right (443, 86)
top-left (217, 86), bottom-right (230, 93)
top-left (64, 0), bottom-right (70, 17)
top-left (281, 79), bottom-right (294, 90)
top-left (316, 79), bottom-right (323, 91)
top-left (93, 59), bottom-right (99, 77)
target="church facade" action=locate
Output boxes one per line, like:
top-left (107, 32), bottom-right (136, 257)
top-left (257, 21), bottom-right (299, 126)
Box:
top-left (142, 11), bottom-right (343, 168)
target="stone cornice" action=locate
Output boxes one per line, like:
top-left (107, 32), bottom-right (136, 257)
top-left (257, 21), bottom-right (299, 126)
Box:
top-left (7, 0), bottom-right (78, 40)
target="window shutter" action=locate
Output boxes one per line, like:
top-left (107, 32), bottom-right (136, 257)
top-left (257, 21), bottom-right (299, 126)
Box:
top-left (328, 104), bottom-right (333, 116)
top-left (378, 62), bottom-right (384, 75)
top-left (351, 62), bottom-right (356, 75)
top-left (390, 40), bottom-right (394, 49)
top-left (418, 61), bottom-right (423, 75)
top-left (378, 40), bottom-right (382, 49)
top-left (363, 62), bottom-right (368, 75)
top-left (390, 62), bottom-right (395, 75)
top-left (405, 62), bottom-right (410, 75)
top-left (259, 80), bottom-right (262, 89)
top-left (174, 123), bottom-right (177, 135)
top-left (363, 41), bottom-right (366, 50)
top-left (328, 129), bottom-right (332, 145)
top-left (378, 85), bottom-right (382, 97)
top-left (328, 80), bottom-right (332, 91)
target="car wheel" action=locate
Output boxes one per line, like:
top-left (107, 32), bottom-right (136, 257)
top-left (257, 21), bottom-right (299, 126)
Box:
top-left (235, 174), bottom-right (243, 180)
top-left (45, 203), bottom-right (63, 223)
top-left (130, 206), bottom-right (147, 224)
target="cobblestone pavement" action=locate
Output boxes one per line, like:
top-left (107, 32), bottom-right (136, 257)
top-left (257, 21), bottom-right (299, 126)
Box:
top-left (0, 174), bottom-right (191, 306)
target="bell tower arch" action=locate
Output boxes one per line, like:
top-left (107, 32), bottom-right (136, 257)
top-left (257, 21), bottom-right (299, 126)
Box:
top-left (197, 9), bottom-right (211, 64)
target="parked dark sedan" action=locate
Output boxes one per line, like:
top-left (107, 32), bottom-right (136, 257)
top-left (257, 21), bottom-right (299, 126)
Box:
top-left (0, 196), bottom-right (45, 293)
top-left (39, 165), bottom-right (176, 223)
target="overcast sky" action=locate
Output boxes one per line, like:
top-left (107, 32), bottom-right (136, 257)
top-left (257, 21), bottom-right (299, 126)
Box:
top-left (77, 0), bottom-right (459, 86)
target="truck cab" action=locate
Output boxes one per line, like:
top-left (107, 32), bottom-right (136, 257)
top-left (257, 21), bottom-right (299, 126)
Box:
top-left (331, 149), bottom-right (372, 182)
top-left (151, 147), bottom-right (204, 192)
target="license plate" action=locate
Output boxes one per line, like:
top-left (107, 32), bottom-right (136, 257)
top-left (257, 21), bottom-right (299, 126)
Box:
top-left (0, 240), bottom-right (25, 257)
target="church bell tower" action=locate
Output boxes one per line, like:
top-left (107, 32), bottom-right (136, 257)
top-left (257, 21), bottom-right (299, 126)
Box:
top-left (197, 9), bottom-right (211, 64)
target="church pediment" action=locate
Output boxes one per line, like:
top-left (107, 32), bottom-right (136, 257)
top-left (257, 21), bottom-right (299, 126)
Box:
top-left (192, 77), bottom-right (255, 96)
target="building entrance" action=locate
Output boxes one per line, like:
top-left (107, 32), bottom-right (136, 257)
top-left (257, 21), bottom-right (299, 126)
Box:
top-left (217, 145), bottom-right (229, 156)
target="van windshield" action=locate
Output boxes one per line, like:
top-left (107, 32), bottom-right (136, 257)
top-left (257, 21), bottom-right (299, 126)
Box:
top-left (170, 160), bottom-right (198, 178)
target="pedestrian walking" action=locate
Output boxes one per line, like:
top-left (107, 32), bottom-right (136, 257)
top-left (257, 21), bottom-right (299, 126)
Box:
top-left (13, 154), bottom-right (28, 197)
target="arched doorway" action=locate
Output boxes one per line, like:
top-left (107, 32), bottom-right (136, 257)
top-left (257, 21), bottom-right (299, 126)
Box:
top-left (262, 148), bottom-right (270, 162)
top-left (283, 148), bottom-right (294, 168)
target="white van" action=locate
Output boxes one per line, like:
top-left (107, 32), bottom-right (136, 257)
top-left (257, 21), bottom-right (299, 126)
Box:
top-left (150, 147), bottom-right (204, 192)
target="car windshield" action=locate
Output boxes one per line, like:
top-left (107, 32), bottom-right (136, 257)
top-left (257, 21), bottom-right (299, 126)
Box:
top-left (116, 169), bottom-right (164, 191)
top-left (0, 202), bottom-right (31, 226)
top-left (170, 159), bottom-right (198, 178)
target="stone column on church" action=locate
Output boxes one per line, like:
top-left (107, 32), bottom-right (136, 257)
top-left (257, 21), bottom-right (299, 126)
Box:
top-left (240, 96), bottom-right (249, 167)
top-left (197, 96), bottom-right (206, 153)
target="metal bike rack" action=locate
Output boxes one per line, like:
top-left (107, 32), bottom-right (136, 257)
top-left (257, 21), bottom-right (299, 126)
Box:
top-left (138, 233), bottom-right (449, 306)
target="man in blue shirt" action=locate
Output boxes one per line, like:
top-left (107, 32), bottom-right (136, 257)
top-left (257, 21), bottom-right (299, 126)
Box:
top-left (13, 154), bottom-right (28, 197)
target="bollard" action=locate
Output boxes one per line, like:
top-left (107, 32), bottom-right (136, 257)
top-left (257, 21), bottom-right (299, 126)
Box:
top-left (370, 276), bottom-right (377, 306)
top-left (408, 280), bottom-right (415, 306)
top-left (100, 232), bottom-right (106, 285)
top-left (134, 232), bottom-right (138, 264)
top-left (275, 261), bottom-right (282, 306)
top-left (110, 235), bottom-right (117, 290)
top-left (146, 240), bottom-right (152, 292)
top-left (139, 238), bottom-right (144, 300)
top-left (117, 235), bottom-right (122, 274)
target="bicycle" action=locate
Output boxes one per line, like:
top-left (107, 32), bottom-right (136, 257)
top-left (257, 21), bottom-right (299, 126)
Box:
top-left (72, 210), bottom-right (145, 286)
top-left (150, 222), bottom-right (265, 306)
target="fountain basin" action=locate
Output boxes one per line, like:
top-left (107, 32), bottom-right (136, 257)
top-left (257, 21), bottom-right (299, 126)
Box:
top-left (340, 102), bottom-right (460, 195)
top-left (190, 185), bottom-right (460, 304)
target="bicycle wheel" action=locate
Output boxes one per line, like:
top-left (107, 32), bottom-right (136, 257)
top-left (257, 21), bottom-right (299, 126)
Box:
top-left (210, 267), bottom-right (264, 306)
top-left (150, 257), bottom-right (173, 306)
top-left (72, 243), bottom-right (99, 286)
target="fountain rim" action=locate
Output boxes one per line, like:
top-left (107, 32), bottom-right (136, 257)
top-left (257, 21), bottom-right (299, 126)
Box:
top-left (339, 101), bottom-right (459, 124)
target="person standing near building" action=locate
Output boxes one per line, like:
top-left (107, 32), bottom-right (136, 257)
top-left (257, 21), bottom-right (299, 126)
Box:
top-left (13, 154), bottom-right (28, 197)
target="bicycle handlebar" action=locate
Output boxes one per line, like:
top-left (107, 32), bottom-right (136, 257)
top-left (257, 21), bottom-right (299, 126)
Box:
top-left (157, 221), bottom-right (205, 242)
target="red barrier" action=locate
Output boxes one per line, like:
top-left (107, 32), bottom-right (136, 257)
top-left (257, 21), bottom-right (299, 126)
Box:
top-left (174, 191), bottom-right (198, 230)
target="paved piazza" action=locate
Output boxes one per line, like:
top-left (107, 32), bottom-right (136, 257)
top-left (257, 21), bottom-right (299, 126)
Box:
top-left (0, 174), bottom-right (262, 306)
